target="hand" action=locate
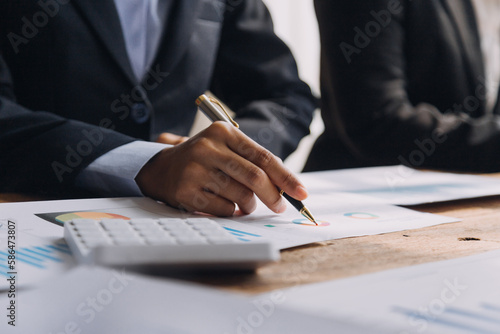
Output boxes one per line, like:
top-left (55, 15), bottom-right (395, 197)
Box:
top-left (136, 122), bottom-right (308, 217)
top-left (155, 132), bottom-right (189, 145)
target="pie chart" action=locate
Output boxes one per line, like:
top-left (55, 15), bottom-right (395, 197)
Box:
top-left (292, 219), bottom-right (330, 227)
top-left (55, 212), bottom-right (130, 225)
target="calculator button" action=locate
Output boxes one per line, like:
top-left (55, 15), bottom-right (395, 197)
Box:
top-left (70, 219), bottom-right (98, 228)
top-left (130, 219), bottom-right (156, 225)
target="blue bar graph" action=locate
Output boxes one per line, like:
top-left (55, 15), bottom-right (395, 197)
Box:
top-left (0, 243), bottom-right (71, 277)
top-left (223, 227), bottom-right (262, 242)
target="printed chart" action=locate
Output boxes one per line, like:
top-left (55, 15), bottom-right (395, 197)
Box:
top-left (35, 207), bottom-right (159, 226)
top-left (269, 249), bottom-right (500, 333)
top-left (28, 193), bottom-right (457, 250)
top-left (216, 192), bottom-right (458, 249)
top-left (0, 230), bottom-right (75, 290)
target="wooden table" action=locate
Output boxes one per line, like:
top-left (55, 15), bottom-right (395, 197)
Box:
top-left (3, 182), bottom-right (500, 295)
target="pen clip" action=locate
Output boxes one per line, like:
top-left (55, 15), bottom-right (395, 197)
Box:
top-left (208, 97), bottom-right (239, 128)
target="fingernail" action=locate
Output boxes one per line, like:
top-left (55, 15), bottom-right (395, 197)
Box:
top-left (276, 198), bottom-right (288, 213)
top-left (297, 185), bottom-right (308, 199)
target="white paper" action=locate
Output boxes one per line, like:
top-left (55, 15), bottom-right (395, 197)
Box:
top-left (0, 266), bottom-right (383, 334)
top-left (1, 194), bottom-right (458, 251)
top-left (0, 198), bottom-right (183, 290)
top-left (0, 224), bottom-right (75, 291)
top-left (0, 195), bottom-right (457, 289)
top-left (300, 165), bottom-right (500, 205)
top-left (263, 250), bottom-right (500, 333)
top-left (218, 192), bottom-right (458, 249)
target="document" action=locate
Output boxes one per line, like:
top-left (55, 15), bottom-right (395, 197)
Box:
top-left (220, 192), bottom-right (458, 249)
top-left (0, 225), bottom-right (75, 291)
top-left (299, 165), bottom-right (500, 205)
top-left (0, 195), bottom-right (457, 289)
top-left (262, 249), bottom-right (500, 333)
top-left (0, 198), bottom-right (177, 290)
top-left (0, 266), bottom-right (383, 334)
top-left (1, 194), bottom-right (457, 248)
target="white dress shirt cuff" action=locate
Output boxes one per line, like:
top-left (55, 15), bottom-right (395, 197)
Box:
top-left (75, 141), bottom-right (170, 196)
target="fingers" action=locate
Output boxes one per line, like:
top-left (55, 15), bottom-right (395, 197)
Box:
top-left (214, 152), bottom-right (287, 213)
top-left (223, 125), bottom-right (308, 200)
top-left (202, 171), bottom-right (257, 214)
top-left (174, 167), bottom-right (257, 215)
top-left (156, 132), bottom-right (189, 145)
top-left (179, 189), bottom-right (237, 217)
top-left (137, 122), bottom-right (307, 217)
top-left (195, 122), bottom-right (303, 213)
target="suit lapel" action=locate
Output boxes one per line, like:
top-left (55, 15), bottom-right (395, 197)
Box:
top-left (441, 0), bottom-right (485, 93)
top-left (72, 0), bottom-right (137, 85)
top-left (148, 0), bottom-right (203, 81)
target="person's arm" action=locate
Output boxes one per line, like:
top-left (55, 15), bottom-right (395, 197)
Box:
top-left (136, 121), bottom-right (308, 217)
top-left (134, 0), bottom-right (313, 216)
top-left (315, 0), bottom-right (500, 172)
top-left (75, 141), bottom-right (169, 196)
top-left (75, 134), bottom-right (188, 197)
top-left (209, 0), bottom-right (318, 160)
top-left (0, 55), bottom-right (137, 196)
top-left (1, 53), bottom-right (308, 215)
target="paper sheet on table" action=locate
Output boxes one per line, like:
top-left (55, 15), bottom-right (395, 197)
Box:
top-left (0, 195), bottom-right (457, 289)
top-left (0, 198), bottom-right (180, 290)
top-left (0, 266), bottom-right (383, 334)
top-left (299, 165), bottom-right (500, 205)
top-left (260, 249), bottom-right (500, 334)
top-left (0, 194), bottom-right (458, 249)
top-left (220, 192), bottom-right (458, 249)
top-left (0, 223), bottom-right (75, 291)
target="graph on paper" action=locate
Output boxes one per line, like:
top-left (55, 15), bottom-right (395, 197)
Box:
top-left (222, 227), bottom-right (263, 242)
top-left (392, 303), bottom-right (500, 333)
top-left (0, 242), bottom-right (71, 277)
top-left (0, 230), bottom-right (75, 290)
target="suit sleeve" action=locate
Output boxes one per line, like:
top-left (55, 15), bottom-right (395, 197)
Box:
top-left (0, 55), bottom-right (136, 196)
top-left (209, 0), bottom-right (317, 159)
top-left (315, 0), bottom-right (500, 173)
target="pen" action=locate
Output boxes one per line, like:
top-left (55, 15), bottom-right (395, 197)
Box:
top-left (195, 94), bottom-right (318, 225)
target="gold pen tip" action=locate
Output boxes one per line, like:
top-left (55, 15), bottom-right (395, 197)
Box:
top-left (300, 207), bottom-right (318, 226)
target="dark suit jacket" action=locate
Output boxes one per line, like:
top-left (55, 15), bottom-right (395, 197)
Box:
top-left (0, 0), bottom-right (315, 195)
top-left (305, 0), bottom-right (500, 173)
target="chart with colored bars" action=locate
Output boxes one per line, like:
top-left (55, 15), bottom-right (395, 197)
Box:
top-left (0, 242), bottom-right (72, 278)
top-left (0, 224), bottom-right (76, 289)
top-left (222, 227), bottom-right (262, 242)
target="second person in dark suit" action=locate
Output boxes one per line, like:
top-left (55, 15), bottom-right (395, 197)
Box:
top-left (305, 0), bottom-right (500, 173)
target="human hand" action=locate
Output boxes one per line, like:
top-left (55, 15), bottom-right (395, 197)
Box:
top-left (136, 122), bottom-right (308, 216)
top-left (155, 132), bottom-right (189, 145)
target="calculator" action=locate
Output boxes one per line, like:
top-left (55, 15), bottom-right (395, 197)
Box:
top-left (64, 217), bottom-right (279, 270)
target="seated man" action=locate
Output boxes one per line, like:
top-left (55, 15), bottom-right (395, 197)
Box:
top-left (0, 0), bottom-right (316, 216)
top-left (305, 0), bottom-right (500, 173)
